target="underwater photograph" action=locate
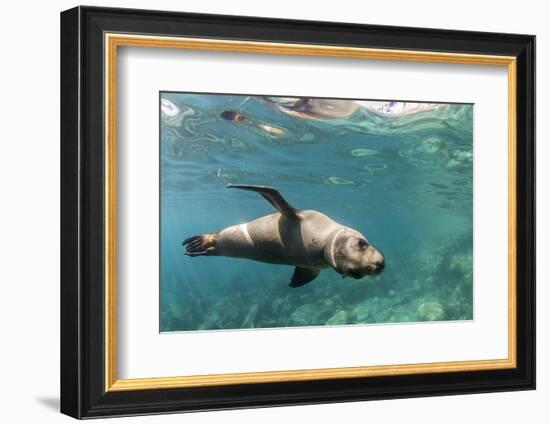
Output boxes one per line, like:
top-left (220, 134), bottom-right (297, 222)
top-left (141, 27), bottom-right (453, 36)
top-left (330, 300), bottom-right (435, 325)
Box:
top-left (160, 92), bottom-right (474, 332)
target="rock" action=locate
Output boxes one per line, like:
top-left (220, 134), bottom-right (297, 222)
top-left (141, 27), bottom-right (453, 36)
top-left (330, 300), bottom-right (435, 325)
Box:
top-left (323, 295), bottom-right (342, 311)
top-left (388, 310), bottom-right (414, 323)
top-left (416, 302), bottom-right (446, 321)
top-left (449, 253), bottom-right (473, 275)
top-left (446, 158), bottom-right (461, 168)
top-left (288, 303), bottom-right (318, 326)
top-left (353, 300), bottom-right (374, 322)
top-left (241, 305), bottom-right (258, 328)
top-left (199, 310), bottom-right (221, 329)
top-left (326, 310), bottom-right (348, 325)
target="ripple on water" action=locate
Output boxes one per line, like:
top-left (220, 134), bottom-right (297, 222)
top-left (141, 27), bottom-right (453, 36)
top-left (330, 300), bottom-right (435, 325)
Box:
top-left (298, 132), bottom-right (315, 142)
top-left (161, 98), bottom-right (179, 116)
top-left (161, 99), bottom-right (197, 128)
top-left (221, 137), bottom-right (248, 150)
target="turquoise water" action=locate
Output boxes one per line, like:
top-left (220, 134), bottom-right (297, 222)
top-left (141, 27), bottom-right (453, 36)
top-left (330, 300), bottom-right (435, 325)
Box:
top-left (160, 93), bottom-right (473, 332)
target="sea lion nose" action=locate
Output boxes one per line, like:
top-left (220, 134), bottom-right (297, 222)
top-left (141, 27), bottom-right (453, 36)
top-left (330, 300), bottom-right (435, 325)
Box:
top-left (376, 259), bottom-right (385, 269)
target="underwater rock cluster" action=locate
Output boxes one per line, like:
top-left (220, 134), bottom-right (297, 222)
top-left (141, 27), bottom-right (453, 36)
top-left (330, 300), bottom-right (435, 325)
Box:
top-left (160, 234), bottom-right (473, 331)
top-left (416, 302), bottom-right (446, 321)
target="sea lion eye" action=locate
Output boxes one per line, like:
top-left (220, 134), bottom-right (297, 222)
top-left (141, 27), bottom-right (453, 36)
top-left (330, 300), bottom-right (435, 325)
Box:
top-left (357, 239), bottom-right (369, 249)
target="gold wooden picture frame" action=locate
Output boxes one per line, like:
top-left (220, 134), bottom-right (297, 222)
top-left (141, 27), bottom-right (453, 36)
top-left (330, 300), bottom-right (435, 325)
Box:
top-left (61, 6), bottom-right (535, 419)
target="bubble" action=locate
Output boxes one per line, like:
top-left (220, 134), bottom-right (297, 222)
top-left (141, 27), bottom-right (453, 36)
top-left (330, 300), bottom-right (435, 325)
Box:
top-left (214, 170), bottom-right (242, 180)
top-left (325, 176), bottom-right (356, 185)
top-left (347, 147), bottom-right (379, 158)
top-left (361, 164), bottom-right (388, 175)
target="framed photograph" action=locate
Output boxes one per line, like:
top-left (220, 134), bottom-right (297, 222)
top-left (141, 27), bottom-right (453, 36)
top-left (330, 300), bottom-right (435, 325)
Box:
top-left (60, 6), bottom-right (535, 419)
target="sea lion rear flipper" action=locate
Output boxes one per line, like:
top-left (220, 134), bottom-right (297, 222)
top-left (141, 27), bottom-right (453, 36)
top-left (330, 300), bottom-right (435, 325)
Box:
top-left (182, 233), bottom-right (218, 256)
top-left (289, 267), bottom-right (320, 288)
top-left (226, 184), bottom-right (297, 217)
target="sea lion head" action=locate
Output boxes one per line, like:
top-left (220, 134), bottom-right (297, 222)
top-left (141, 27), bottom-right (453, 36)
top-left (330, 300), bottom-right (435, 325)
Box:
top-left (324, 228), bottom-right (385, 279)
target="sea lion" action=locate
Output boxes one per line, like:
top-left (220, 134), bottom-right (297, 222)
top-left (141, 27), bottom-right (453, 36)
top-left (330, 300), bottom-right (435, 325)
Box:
top-left (183, 185), bottom-right (385, 287)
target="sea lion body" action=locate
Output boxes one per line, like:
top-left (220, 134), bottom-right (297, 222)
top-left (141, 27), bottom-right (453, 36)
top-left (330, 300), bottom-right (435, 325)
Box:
top-left (183, 185), bottom-right (385, 287)
top-left (217, 210), bottom-right (338, 268)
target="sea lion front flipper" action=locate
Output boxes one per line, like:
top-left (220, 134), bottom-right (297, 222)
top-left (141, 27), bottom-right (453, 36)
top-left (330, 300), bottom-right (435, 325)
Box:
top-left (226, 184), bottom-right (297, 217)
top-left (289, 267), bottom-right (320, 288)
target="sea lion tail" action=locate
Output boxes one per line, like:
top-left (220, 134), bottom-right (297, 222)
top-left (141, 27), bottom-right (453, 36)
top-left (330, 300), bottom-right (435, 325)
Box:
top-left (182, 233), bottom-right (218, 256)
